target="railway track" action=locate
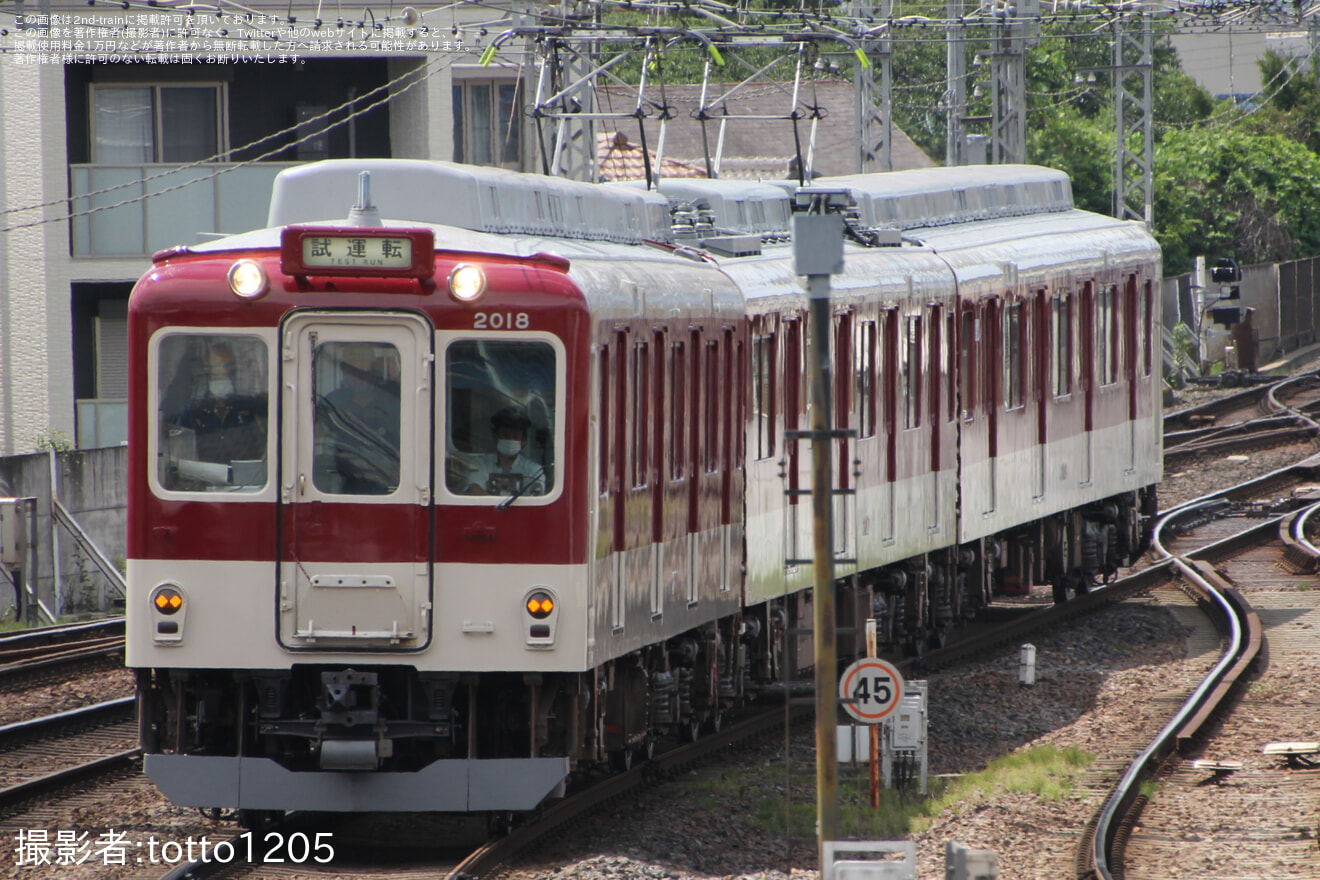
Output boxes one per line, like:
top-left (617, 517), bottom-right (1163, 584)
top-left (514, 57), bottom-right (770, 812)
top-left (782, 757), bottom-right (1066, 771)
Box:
top-left (146, 699), bottom-right (809, 880)
top-left (1164, 372), bottom-right (1320, 463)
top-left (1107, 501), bottom-right (1320, 880)
top-left (0, 697), bottom-right (139, 821)
top-left (0, 617), bottom-right (126, 690)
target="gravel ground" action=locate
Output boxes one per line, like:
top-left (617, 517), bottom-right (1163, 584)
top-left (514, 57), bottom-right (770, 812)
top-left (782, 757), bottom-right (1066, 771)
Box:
top-left (0, 667), bottom-right (134, 727)
top-left (493, 596), bottom-right (1215, 880)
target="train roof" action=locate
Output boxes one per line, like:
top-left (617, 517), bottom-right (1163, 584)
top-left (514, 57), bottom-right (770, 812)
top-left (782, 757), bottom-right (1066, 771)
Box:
top-left (806, 164), bottom-right (1074, 231)
top-left (610, 178), bottom-right (794, 240)
top-left (267, 159), bottom-right (674, 246)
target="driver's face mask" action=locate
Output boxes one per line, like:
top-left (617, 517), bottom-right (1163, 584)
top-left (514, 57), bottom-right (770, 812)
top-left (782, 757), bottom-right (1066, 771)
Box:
top-left (497, 438), bottom-right (523, 458)
top-left (209, 377), bottom-right (235, 398)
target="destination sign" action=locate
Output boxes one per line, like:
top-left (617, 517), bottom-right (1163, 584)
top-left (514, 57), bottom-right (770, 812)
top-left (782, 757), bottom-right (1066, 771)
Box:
top-left (302, 234), bottom-right (413, 270)
top-left (280, 226), bottom-right (435, 279)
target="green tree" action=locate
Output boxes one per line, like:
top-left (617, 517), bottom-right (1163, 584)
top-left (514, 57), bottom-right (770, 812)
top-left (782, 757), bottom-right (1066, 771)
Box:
top-left (1153, 129), bottom-right (1320, 275)
top-left (1026, 105), bottom-right (1112, 214)
top-left (1241, 50), bottom-right (1320, 155)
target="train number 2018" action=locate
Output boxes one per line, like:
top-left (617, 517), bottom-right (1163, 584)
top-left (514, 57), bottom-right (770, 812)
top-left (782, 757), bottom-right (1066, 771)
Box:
top-left (473, 312), bottom-right (531, 330)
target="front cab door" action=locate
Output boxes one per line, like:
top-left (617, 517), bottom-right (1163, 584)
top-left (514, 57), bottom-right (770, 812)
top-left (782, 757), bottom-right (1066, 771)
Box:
top-left (278, 311), bottom-right (434, 649)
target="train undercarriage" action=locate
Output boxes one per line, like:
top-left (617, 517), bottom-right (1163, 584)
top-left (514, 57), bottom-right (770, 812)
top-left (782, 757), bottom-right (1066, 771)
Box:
top-left (137, 486), bottom-right (1155, 823)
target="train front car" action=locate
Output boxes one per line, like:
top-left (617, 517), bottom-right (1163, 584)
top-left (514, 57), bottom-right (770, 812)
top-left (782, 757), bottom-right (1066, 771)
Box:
top-left (126, 161), bottom-right (681, 820)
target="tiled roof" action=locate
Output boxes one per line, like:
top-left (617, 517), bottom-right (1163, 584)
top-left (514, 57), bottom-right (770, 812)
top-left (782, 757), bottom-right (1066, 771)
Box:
top-left (595, 80), bottom-right (933, 181)
top-left (597, 130), bottom-right (708, 182)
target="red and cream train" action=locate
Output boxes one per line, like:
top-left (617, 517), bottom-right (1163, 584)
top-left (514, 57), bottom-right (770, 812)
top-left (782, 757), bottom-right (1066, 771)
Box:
top-left (126, 159), bottom-right (1161, 818)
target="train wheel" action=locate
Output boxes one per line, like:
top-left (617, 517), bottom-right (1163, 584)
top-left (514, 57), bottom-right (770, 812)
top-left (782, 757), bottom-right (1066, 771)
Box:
top-left (705, 708), bottom-right (723, 734)
top-left (487, 811), bottom-right (514, 836)
top-left (238, 809), bottom-right (281, 830)
top-left (609, 747), bottom-right (634, 772)
top-left (927, 627), bottom-right (948, 650)
top-left (1051, 579), bottom-right (1068, 604)
top-left (640, 733), bottom-right (656, 762)
top-left (682, 714), bottom-right (701, 743)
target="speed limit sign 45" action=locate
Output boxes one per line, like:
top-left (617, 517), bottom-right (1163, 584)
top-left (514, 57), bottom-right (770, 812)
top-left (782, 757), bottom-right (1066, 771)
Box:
top-left (839, 658), bottom-right (905, 723)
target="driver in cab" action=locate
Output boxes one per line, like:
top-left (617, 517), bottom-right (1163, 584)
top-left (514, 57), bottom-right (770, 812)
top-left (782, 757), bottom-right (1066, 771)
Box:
top-left (462, 407), bottom-right (545, 497)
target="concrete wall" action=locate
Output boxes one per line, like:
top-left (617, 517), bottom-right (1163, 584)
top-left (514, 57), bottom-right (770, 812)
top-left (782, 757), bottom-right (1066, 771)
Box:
top-left (0, 447), bottom-right (126, 620)
top-left (0, 60), bottom-right (76, 456)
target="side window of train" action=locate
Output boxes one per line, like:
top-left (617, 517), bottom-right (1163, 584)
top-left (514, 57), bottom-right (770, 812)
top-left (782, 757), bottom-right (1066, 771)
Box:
top-left (1097, 285), bottom-right (1118, 386)
top-left (705, 340), bottom-right (720, 473)
top-left (945, 313), bottom-right (957, 422)
top-left (155, 333), bottom-right (270, 494)
top-left (857, 320), bottom-right (877, 439)
top-left (903, 315), bottom-right (921, 429)
top-left (1141, 281), bottom-right (1153, 378)
top-left (598, 345), bottom-right (610, 495)
top-left (752, 332), bottom-right (776, 460)
top-left (1053, 294), bottom-right (1073, 398)
top-left (959, 310), bottom-right (977, 420)
top-left (443, 339), bottom-right (558, 500)
top-left (672, 341), bottom-right (687, 480)
top-left (1005, 303), bottom-right (1024, 410)
top-left (632, 341), bottom-right (650, 488)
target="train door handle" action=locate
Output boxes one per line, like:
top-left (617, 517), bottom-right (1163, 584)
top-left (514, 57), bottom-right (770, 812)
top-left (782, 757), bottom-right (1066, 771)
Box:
top-left (300, 474), bottom-right (306, 496)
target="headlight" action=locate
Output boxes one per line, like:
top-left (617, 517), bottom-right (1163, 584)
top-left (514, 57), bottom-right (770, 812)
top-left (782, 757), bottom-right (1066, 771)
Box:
top-left (448, 264), bottom-right (486, 302)
top-left (228, 259), bottom-right (269, 299)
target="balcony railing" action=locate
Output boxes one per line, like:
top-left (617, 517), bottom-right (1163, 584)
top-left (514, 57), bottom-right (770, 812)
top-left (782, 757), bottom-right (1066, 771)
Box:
top-left (70, 162), bottom-right (300, 258)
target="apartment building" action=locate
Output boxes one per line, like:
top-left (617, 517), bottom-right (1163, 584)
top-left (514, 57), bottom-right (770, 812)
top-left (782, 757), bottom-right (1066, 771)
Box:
top-left (0, 6), bottom-right (526, 454)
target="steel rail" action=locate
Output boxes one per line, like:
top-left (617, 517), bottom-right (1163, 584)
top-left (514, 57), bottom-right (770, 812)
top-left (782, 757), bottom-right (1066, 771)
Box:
top-left (0, 617), bottom-right (124, 648)
top-left (0, 750), bottom-right (141, 816)
top-left (452, 699), bottom-right (814, 879)
top-left (1084, 500), bottom-right (1269, 880)
top-left (0, 696), bottom-right (135, 749)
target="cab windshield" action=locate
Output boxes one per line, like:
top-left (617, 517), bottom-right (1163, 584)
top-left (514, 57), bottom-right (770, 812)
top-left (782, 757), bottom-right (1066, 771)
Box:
top-left (445, 340), bottom-right (557, 500)
top-left (156, 334), bottom-right (269, 493)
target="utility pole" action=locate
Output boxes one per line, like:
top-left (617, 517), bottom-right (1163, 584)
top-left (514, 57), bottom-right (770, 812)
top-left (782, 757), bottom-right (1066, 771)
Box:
top-left (989, 0), bottom-right (1037, 165)
top-left (792, 196), bottom-right (844, 868)
top-left (946, 0), bottom-right (967, 166)
top-left (853, 0), bottom-right (894, 172)
top-left (1113, 11), bottom-right (1154, 227)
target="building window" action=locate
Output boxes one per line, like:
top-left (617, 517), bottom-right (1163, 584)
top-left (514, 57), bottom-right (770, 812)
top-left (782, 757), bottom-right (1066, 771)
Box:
top-left (92, 85), bottom-right (224, 163)
top-left (452, 79), bottom-right (522, 170)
